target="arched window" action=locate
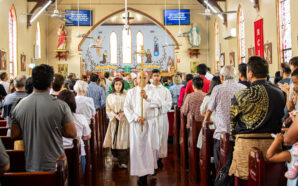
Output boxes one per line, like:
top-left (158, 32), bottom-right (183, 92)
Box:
top-left (136, 31), bottom-right (144, 64)
top-left (278, 0), bottom-right (292, 63)
top-left (237, 6), bottom-right (245, 64)
top-left (110, 32), bottom-right (118, 64)
top-left (214, 21), bottom-right (220, 72)
top-left (9, 5), bottom-right (17, 77)
top-left (122, 28), bottom-right (132, 64)
top-left (35, 22), bottom-right (41, 59)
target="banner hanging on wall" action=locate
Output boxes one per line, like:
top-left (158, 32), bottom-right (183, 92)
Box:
top-left (254, 19), bottom-right (264, 57)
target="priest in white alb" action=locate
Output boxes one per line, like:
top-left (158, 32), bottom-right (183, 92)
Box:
top-left (124, 71), bottom-right (161, 185)
top-left (149, 69), bottom-right (172, 168)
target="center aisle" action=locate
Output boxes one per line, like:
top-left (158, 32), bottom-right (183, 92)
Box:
top-left (98, 144), bottom-right (200, 186)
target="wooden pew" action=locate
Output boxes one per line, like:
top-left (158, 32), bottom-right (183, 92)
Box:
top-left (217, 132), bottom-right (230, 173)
top-left (90, 118), bottom-right (99, 186)
top-left (95, 110), bottom-right (102, 152)
top-left (84, 139), bottom-right (92, 186)
top-left (188, 116), bottom-right (202, 183)
top-left (0, 127), bottom-right (8, 136)
top-left (0, 120), bottom-right (6, 127)
top-left (0, 136), bottom-right (14, 149)
top-left (101, 107), bottom-right (107, 138)
top-left (179, 110), bottom-right (188, 169)
top-left (173, 106), bottom-right (180, 156)
top-left (64, 138), bottom-right (83, 186)
top-left (0, 155), bottom-right (68, 186)
top-left (6, 150), bottom-right (25, 172)
top-left (247, 147), bottom-right (287, 186)
top-left (200, 123), bottom-right (215, 186)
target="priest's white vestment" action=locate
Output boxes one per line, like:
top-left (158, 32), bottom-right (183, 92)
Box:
top-left (150, 84), bottom-right (172, 158)
top-left (124, 85), bottom-right (161, 176)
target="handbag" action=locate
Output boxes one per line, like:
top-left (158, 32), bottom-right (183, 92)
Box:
top-left (214, 142), bottom-right (235, 186)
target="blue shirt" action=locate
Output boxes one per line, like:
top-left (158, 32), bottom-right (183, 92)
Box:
top-left (278, 78), bottom-right (291, 85)
top-left (86, 82), bottom-right (106, 109)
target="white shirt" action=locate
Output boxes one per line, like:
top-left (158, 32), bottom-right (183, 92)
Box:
top-left (0, 81), bottom-right (10, 94)
top-left (205, 72), bottom-right (214, 81)
top-left (63, 113), bottom-right (91, 156)
top-left (75, 96), bottom-right (96, 124)
top-left (149, 84), bottom-right (172, 158)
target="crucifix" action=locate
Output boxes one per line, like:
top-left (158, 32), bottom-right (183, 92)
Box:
top-left (134, 45), bottom-right (150, 132)
top-left (122, 12), bottom-right (134, 25)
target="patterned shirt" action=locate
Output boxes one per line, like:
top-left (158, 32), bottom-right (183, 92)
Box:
top-left (170, 84), bottom-right (184, 107)
top-left (230, 80), bottom-right (286, 135)
top-left (182, 91), bottom-right (206, 128)
top-left (86, 82), bottom-right (106, 110)
top-left (208, 79), bottom-right (246, 140)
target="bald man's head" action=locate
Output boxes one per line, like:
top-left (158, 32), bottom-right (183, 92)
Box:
top-left (14, 75), bottom-right (27, 89)
top-left (137, 71), bottom-right (149, 87)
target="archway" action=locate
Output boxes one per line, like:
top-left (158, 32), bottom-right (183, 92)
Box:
top-left (79, 7), bottom-right (178, 73)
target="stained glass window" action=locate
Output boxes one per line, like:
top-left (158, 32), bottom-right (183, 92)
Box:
top-left (110, 32), bottom-right (118, 64)
top-left (279, 0), bottom-right (292, 63)
top-left (238, 7), bottom-right (245, 64)
top-left (35, 22), bottom-right (41, 59)
top-left (122, 28), bottom-right (132, 64)
top-left (215, 21), bottom-right (220, 72)
top-left (9, 5), bottom-right (17, 77)
top-left (136, 31), bottom-right (144, 64)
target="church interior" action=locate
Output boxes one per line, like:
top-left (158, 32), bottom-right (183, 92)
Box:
top-left (0, 0), bottom-right (298, 185)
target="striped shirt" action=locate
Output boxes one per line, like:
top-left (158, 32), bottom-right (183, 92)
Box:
top-left (182, 91), bottom-right (206, 128)
top-left (86, 82), bottom-right (106, 109)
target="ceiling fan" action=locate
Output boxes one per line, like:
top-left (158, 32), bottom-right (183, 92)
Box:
top-left (23, 0), bottom-right (75, 23)
top-left (49, 0), bottom-right (75, 23)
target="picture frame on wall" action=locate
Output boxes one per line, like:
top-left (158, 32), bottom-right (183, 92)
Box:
top-left (264, 43), bottom-right (272, 64)
top-left (248, 47), bottom-right (255, 58)
top-left (229, 52), bottom-right (235, 66)
top-left (58, 64), bottom-right (68, 76)
top-left (190, 61), bottom-right (199, 73)
top-left (0, 50), bottom-right (7, 70)
top-left (21, 54), bottom-right (26, 71)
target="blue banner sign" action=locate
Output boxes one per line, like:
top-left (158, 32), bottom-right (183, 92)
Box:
top-left (65, 10), bottom-right (92, 26)
top-left (164, 9), bottom-right (190, 25)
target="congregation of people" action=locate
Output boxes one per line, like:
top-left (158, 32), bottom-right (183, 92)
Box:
top-left (0, 56), bottom-right (298, 186)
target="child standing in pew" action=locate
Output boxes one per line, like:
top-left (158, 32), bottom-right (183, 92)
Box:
top-left (58, 90), bottom-right (91, 174)
top-left (103, 78), bottom-right (129, 169)
top-left (266, 133), bottom-right (298, 186)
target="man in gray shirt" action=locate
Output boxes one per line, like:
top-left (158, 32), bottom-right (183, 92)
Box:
top-left (11, 64), bottom-right (77, 172)
top-left (2, 75), bottom-right (27, 136)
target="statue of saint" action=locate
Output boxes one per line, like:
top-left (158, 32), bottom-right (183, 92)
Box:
top-left (146, 49), bottom-right (152, 63)
top-left (100, 50), bottom-right (108, 64)
top-left (167, 56), bottom-right (173, 73)
top-left (189, 24), bottom-right (201, 47)
top-left (57, 24), bottom-right (67, 50)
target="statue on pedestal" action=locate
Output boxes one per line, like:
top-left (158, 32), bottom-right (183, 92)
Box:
top-left (57, 24), bottom-right (67, 50)
top-left (189, 23), bottom-right (201, 48)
